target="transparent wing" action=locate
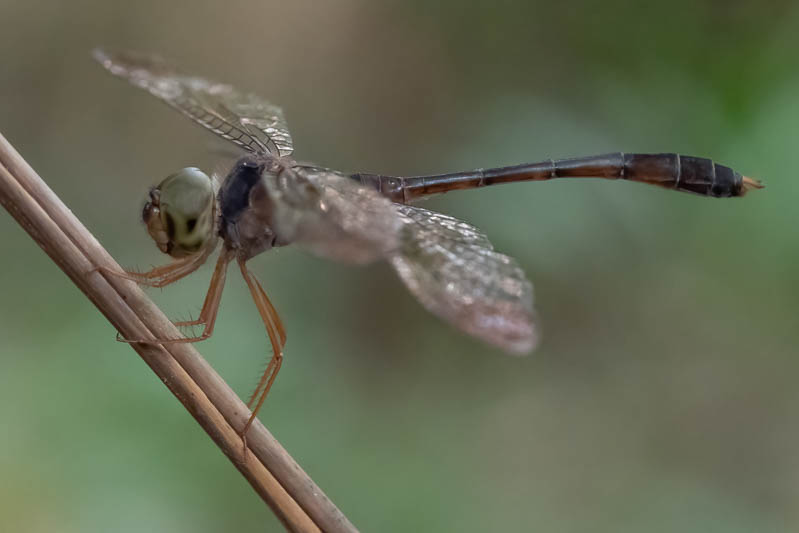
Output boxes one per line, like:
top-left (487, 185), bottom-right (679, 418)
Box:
top-left (93, 48), bottom-right (294, 157)
top-left (264, 165), bottom-right (402, 263)
top-left (389, 205), bottom-right (538, 354)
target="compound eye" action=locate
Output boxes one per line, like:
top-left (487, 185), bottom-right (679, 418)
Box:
top-left (164, 211), bottom-right (177, 242)
top-left (151, 167), bottom-right (215, 257)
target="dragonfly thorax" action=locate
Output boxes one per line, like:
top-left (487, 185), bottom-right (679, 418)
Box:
top-left (218, 156), bottom-right (282, 260)
top-left (143, 167), bottom-right (216, 258)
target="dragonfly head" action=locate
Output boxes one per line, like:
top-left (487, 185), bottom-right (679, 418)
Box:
top-left (142, 167), bottom-right (217, 258)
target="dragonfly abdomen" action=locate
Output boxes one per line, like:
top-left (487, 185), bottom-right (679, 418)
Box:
top-left (596, 153), bottom-right (745, 197)
top-left (353, 152), bottom-right (760, 202)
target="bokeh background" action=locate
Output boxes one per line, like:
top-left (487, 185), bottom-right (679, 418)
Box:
top-left (1, 1), bottom-right (798, 531)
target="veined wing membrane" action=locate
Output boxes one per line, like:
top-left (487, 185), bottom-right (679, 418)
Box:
top-left (93, 48), bottom-right (294, 157)
top-left (389, 205), bottom-right (537, 354)
top-left (264, 166), bottom-right (402, 263)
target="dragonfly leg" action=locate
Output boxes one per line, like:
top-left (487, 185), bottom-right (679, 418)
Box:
top-left (237, 258), bottom-right (286, 438)
top-left (96, 246), bottom-right (213, 289)
top-left (117, 250), bottom-right (233, 344)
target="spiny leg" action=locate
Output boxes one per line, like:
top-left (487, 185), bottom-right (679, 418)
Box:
top-left (119, 250), bottom-right (233, 344)
top-left (96, 244), bottom-right (215, 288)
top-left (238, 258), bottom-right (285, 437)
top-left (236, 253), bottom-right (286, 408)
top-left (241, 263), bottom-right (283, 431)
top-left (255, 274), bottom-right (286, 347)
top-left (243, 271), bottom-right (286, 409)
top-left (123, 256), bottom-right (200, 288)
top-left (172, 249), bottom-right (233, 331)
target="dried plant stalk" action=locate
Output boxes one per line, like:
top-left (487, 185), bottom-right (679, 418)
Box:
top-left (0, 131), bottom-right (357, 533)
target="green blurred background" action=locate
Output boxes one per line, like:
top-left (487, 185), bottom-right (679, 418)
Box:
top-left (1, 1), bottom-right (797, 531)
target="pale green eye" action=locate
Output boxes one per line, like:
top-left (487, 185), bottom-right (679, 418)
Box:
top-left (144, 167), bottom-right (216, 257)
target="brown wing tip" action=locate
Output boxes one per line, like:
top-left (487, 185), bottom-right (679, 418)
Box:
top-left (741, 176), bottom-right (764, 195)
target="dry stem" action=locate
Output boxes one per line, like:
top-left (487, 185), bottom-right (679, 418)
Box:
top-left (0, 131), bottom-right (357, 533)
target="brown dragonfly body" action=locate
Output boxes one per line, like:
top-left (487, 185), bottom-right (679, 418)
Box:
top-left (94, 48), bottom-right (761, 440)
top-left (356, 152), bottom-right (758, 202)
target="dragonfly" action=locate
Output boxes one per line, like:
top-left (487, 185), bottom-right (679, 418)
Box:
top-left (93, 49), bottom-right (762, 436)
